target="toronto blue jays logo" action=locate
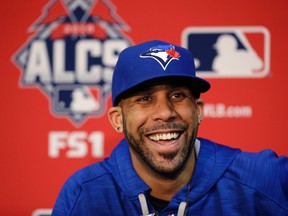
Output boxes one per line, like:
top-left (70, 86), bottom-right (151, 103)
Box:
top-left (13, 0), bottom-right (132, 125)
top-left (140, 44), bottom-right (181, 70)
top-left (182, 26), bottom-right (270, 78)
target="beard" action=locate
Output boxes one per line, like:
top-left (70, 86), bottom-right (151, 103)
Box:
top-left (123, 119), bottom-right (198, 180)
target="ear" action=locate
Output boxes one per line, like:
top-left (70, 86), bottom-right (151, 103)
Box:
top-left (195, 98), bottom-right (204, 125)
top-left (107, 106), bottom-right (123, 133)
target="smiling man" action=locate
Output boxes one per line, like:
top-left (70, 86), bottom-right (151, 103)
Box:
top-left (52, 40), bottom-right (288, 216)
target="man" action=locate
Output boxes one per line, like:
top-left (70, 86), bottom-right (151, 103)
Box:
top-left (52, 40), bottom-right (288, 215)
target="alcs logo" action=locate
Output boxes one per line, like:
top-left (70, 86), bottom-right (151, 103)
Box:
top-left (13, 0), bottom-right (132, 125)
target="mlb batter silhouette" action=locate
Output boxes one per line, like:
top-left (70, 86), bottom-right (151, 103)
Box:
top-left (70, 87), bottom-right (99, 113)
top-left (212, 34), bottom-right (263, 75)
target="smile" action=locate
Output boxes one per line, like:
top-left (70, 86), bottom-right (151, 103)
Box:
top-left (148, 132), bottom-right (180, 142)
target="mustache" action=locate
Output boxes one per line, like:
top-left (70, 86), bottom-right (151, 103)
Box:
top-left (139, 123), bottom-right (187, 134)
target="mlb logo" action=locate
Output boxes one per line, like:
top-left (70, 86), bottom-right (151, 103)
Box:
top-left (53, 85), bottom-right (103, 122)
top-left (181, 26), bottom-right (270, 78)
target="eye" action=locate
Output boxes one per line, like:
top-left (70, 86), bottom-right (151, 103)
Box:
top-left (170, 92), bottom-right (186, 101)
top-left (136, 96), bottom-right (152, 102)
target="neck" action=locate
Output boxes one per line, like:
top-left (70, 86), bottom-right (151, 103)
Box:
top-left (131, 149), bottom-right (196, 201)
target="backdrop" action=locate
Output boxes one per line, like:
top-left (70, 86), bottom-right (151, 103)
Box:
top-left (1, 0), bottom-right (287, 215)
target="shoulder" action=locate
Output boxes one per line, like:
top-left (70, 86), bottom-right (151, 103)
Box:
top-left (52, 140), bottom-right (132, 215)
top-left (230, 149), bottom-right (288, 179)
top-left (65, 160), bottom-right (111, 189)
top-left (225, 149), bottom-right (288, 208)
top-left (52, 161), bottom-right (112, 215)
top-left (198, 138), bottom-right (241, 159)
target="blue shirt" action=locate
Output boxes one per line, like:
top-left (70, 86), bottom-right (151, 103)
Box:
top-left (52, 138), bottom-right (288, 215)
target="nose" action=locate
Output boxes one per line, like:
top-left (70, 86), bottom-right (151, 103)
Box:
top-left (151, 97), bottom-right (177, 122)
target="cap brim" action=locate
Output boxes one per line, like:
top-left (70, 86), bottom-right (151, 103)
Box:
top-left (114, 75), bottom-right (210, 105)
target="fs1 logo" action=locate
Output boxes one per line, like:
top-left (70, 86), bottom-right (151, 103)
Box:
top-left (13, 0), bottom-right (132, 125)
top-left (181, 26), bottom-right (270, 78)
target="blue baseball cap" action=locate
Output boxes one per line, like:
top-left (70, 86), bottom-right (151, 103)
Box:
top-left (112, 40), bottom-right (210, 105)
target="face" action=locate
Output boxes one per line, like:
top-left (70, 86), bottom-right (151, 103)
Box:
top-left (110, 82), bottom-right (203, 179)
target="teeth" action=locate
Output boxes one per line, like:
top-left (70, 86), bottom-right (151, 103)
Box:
top-left (149, 133), bottom-right (179, 141)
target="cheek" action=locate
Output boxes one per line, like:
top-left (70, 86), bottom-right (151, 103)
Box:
top-left (123, 108), bottom-right (149, 131)
top-left (177, 106), bottom-right (198, 126)
top-left (177, 105), bottom-right (196, 118)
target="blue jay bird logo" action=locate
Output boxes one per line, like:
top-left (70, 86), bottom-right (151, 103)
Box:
top-left (140, 44), bottom-right (181, 70)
